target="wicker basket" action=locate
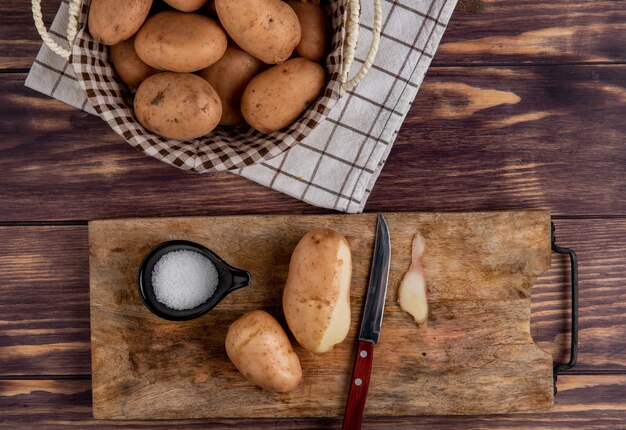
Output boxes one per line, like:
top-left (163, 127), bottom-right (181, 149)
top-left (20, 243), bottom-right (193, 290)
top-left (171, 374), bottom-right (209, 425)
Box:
top-left (32, 0), bottom-right (381, 172)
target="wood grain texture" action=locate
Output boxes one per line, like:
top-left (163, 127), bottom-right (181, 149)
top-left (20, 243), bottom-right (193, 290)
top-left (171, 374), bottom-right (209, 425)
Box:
top-left (367, 65), bottom-right (626, 213)
top-left (2, 218), bottom-right (625, 377)
top-left (0, 375), bottom-right (625, 429)
top-left (0, 226), bottom-right (91, 375)
top-left (88, 211), bottom-right (553, 419)
top-left (2, 65), bottom-right (625, 220)
top-left (0, 0), bottom-right (61, 70)
top-left (440, 0), bottom-right (626, 64)
top-left (4, 0), bottom-right (626, 69)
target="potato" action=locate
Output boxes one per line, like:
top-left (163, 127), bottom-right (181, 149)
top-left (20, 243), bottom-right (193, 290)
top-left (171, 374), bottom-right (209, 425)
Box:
top-left (241, 57), bottom-right (325, 132)
top-left (287, 1), bottom-right (330, 62)
top-left (225, 310), bottom-right (302, 393)
top-left (215, 0), bottom-right (301, 64)
top-left (134, 12), bottom-right (227, 73)
top-left (110, 37), bottom-right (158, 89)
top-left (88, 0), bottom-right (152, 46)
top-left (283, 229), bottom-right (352, 354)
top-left (198, 43), bottom-right (265, 125)
top-left (163, 0), bottom-right (207, 12)
top-left (134, 72), bottom-right (222, 140)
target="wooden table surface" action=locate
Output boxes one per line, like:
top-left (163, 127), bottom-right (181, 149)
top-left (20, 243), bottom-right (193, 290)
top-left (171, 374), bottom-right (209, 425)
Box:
top-left (1, 0), bottom-right (625, 428)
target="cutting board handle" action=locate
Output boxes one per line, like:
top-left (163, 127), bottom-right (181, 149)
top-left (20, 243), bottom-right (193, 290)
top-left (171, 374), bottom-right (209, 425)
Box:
top-left (551, 222), bottom-right (579, 395)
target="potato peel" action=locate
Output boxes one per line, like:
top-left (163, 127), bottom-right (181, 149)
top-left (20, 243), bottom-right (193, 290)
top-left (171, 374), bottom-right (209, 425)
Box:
top-left (398, 233), bottom-right (428, 326)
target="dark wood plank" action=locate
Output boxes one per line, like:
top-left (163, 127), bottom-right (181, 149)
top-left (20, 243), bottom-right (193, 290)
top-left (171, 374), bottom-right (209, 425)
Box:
top-left (0, 375), bottom-right (625, 428)
top-left (367, 65), bottom-right (626, 213)
top-left (0, 226), bottom-right (90, 375)
top-left (440, 0), bottom-right (626, 64)
top-left (0, 0), bottom-right (63, 70)
top-left (4, 0), bottom-right (626, 70)
top-left (1, 218), bottom-right (624, 376)
top-left (4, 64), bottom-right (626, 219)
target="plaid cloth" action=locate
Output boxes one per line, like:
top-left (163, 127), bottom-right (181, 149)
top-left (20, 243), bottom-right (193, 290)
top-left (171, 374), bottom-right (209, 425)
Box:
top-left (26, 0), bottom-right (457, 213)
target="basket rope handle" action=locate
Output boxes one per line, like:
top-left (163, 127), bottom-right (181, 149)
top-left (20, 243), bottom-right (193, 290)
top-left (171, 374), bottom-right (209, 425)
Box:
top-left (31, 0), bottom-right (83, 60)
top-left (340, 0), bottom-right (382, 93)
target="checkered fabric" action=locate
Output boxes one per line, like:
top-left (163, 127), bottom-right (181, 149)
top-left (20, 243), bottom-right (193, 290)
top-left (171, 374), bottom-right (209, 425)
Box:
top-left (26, 0), bottom-right (457, 212)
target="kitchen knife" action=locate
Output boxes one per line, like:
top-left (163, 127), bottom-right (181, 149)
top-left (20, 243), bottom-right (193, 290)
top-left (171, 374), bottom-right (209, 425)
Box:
top-left (342, 213), bottom-right (391, 430)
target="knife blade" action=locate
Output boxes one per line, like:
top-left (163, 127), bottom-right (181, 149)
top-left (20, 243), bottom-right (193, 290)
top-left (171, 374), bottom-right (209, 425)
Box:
top-left (342, 213), bottom-right (391, 430)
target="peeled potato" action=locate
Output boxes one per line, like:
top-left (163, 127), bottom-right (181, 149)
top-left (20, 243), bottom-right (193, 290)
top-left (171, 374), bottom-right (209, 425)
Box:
top-left (215, 0), bottom-right (301, 64)
top-left (287, 1), bottom-right (330, 62)
top-left (241, 57), bottom-right (325, 132)
top-left (134, 72), bottom-right (222, 140)
top-left (88, 0), bottom-right (152, 46)
top-left (199, 43), bottom-right (265, 125)
top-left (110, 37), bottom-right (158, 88)
top-left (283, 229), bottom-right (352, 354)
top-left (163, 0), bottom-right (207, 12)
top-left (226, 310), bottom-right (302, 393)
top-left (134, 11), bottom-right (227, 73)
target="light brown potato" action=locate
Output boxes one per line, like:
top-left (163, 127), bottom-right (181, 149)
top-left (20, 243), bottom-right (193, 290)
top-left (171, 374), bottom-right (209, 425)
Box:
top-left (110, 37), bottom-right (158, 89)
top-left (283, 229), bottom-right (352, 354)
top-left (163, 0), bottom-right (207, 12)
top-left (225, 310), bottom-right (302, 393)
top-left (241, 57), bottom-right (325, 132)
top-left (88, 0), bottom-right (152, 46)
top-left (215, 0), bottom-right (301, 64)
top-left (287, 1), bottom-right (330, 62)
top-left (134, 72), bottom-right (222, 140)
top-left (134, 12), bottom-right (227, 73)
top-left (198, 43), bottom-right (265, 125)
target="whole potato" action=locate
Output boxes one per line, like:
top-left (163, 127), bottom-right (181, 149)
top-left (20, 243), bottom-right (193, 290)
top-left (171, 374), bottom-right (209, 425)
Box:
top-left (134, 73), bottom-right (222, 140)
top-left (134, 12), bottom-right (227, 73)
top-left (215, 0), bottom-right (301, 64)
top-left (163, 0), bottom-right (207, 12)
top-left (226, 310), bottom-right (302, 393)
top-left (283, 229), bottom-right (352, 354)
top-left (198, 43), bottom-right (265, 125)
top-left (110, 37), bottom-right (158, 89)
top-left (241, 57), bottom-right (325, 132)
top-left (88, 0), bottom-right (152, 46)
top-left (287, 1), bottom-right (330, 62)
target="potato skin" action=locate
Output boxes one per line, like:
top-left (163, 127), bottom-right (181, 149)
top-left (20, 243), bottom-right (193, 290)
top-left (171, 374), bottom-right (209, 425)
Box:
top-left (163, 0), bottom-right (208, 12)
top-left (216, 0), bottom-right (301, 64)
top-left (225, 310), bottom-right (302, 393)
top-left (134, 72), bottom-right (222, 140)
top-left (241, 57), bottom-right (325, 132)
top-left (110, 37), bottom-right (158, 88)
top-left (134, 12), bottom-right (227, 73)
top-left (283, 229), bottom-right (352, 354)
top-left (88, 0), bottom-right (152, 46)
top-left (287, 1), bottom-right (330, 63)
top-left (198, 44), bottom-right (265, 125)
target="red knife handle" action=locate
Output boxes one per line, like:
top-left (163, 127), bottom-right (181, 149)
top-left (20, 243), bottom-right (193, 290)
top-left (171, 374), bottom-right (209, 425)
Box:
top-left (342, 340), bottom-right (374, 430)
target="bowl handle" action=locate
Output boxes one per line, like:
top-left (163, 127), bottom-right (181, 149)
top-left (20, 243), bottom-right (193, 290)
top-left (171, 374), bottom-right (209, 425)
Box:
top-left (230, 269), bottom-right (252, 291)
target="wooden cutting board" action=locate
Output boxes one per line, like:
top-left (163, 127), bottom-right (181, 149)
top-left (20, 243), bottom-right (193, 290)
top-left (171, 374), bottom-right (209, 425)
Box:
top-left (89, 211), bottom-right (554, 419)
